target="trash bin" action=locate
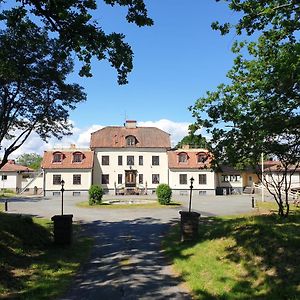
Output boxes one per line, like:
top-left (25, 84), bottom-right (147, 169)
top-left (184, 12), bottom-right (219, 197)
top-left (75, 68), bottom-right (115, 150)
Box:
top-left (179, 211), bottom-right (200, 242)
top-left (51, 214), bottom-right (73, 245)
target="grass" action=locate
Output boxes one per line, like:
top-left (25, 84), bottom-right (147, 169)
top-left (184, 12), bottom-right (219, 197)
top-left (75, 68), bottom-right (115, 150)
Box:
top-left (163, 204), bottom-right (300, 299)
top-left (0, 212), bottom-right (93, 299)
top-left (77, 200), bottom-right (181, 209)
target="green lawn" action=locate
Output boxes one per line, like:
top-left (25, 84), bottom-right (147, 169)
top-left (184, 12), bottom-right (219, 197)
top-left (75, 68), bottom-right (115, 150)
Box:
top-left (163, 204), bottom-right (300, 299)
top-left (0, 212), bottom-right (93, 299)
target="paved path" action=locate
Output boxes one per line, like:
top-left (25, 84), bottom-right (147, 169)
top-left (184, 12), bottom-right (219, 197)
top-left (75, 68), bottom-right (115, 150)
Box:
top-left (1, 194), bottom-right (258, 299)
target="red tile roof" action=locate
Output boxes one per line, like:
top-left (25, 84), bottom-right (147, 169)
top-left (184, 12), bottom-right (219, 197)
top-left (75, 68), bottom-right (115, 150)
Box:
top-left (0, 160), bottom-right (34, 172)
top-left (90, 126), bottom-right (171, 149)
top-left (168, 149), bottom-right (212, 169)
top-left (42, 150), bottom-right (94, 169)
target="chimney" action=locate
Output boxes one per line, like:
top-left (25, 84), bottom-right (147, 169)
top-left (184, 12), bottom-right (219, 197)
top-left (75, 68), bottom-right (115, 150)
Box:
top-left (182, 144), bottom-right (190, 150)
top-left (125, 120), bottom-right (137, 129)
top-left (70, 144), bottom-right (76, 149)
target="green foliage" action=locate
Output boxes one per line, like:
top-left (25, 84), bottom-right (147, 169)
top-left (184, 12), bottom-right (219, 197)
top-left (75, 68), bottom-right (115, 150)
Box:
top-left (0, 213), bottom-right (92, 298)
top-left (88, 185), bottom-right (104, 205)
top-left (176, 133), bottom-right (207, 149)
top-left (0, 1), bottom-right (153, 83)
top-left (190, 0), bottom-right (300, 217)
top-left (163, 211), bottom-right (300, 299)
top-left (0, 15), bottom-right (86, 169)
top-left (16, 153), bottom-right (43, 170)
top-left (156, 184), bottom-right (172, 205)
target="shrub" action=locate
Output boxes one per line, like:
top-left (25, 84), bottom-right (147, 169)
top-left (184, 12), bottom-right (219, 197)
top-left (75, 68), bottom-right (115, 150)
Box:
top-left (88, 185), bottom-right (104, 205)
top-left (156, 184), bottom-right (172, 205)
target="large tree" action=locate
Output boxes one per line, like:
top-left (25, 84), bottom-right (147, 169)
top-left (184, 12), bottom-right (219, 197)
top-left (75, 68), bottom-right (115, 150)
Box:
top-left (0, 14), bottom-right (86, 169)
top-left (0, 0), bottom-right (153, 83)
top-left (190, 0), bottom-right (300, 217)
top-left (16, 153), bottom-right (43, 170)
top-left (176, 134), bottom-right (207, 149)
top-left (0, 1), bottom-right (152, 167)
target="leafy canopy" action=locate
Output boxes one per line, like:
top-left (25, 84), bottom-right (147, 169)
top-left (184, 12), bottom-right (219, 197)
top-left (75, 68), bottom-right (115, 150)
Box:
top-left (16, 153), bottom-right (43, 170)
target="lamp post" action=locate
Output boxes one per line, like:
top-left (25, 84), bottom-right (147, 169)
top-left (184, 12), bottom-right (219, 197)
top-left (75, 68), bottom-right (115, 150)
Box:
top-left (188, 177), bottom-right (194, 212)
top-left (60, 179), bottom-right (65, 215)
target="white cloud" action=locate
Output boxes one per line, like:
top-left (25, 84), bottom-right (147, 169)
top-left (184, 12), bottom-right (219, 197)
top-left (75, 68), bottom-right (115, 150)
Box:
top-left (1, 119), bottom-right (194, 159)
top-left (138, 119), bottom-right (190, 147)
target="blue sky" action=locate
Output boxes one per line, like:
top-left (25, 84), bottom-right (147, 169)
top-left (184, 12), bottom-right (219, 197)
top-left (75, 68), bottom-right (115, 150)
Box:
top-left (4, 1), bottom-right (243, 157)
top-left (69, 0), bottom-right (237, 127)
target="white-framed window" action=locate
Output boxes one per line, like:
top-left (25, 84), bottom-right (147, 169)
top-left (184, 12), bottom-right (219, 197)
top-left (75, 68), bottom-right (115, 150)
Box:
top-left (1, 175), bottom-right (7, 181)
top-left (101, 174), bottom-right (109, 184)
top-left (73, 152), bottom-right (83, 163)
top-left (118, 156), bottom-right (123, 166)
top-left (118, 174), bottom-right (122, 184)
top-left (139, 156), bottom-right (143, 165)
top-left (53, 152), bottom-right (63, 163)
top-left (197, 153), bottom-right (208, 163)
top-left (199, 174), bottom-right (207, 185)
top-left (53, 174), bottom-right (61, 185)
top-left (126, 135), bottom-right (136, 146)
top-left (73, 191), bottom-right (81, 197)
top-left (139, 174), bottom-right (143, 184)
top-left (102, 155), bottom-right (109, 165)
top-left (152, 174), bottom-right (160, 184)
top-left (179, 174), bottom-right (187, 184)
top-left (53, 191), bottom-right (61, 196)
top-left (73, 174), bottom-right (81, 185)
top-left (127, 156), bottom-right (134, 165)
top-left (152, 156), bottom-right (159, 166)
top-left (199, 190), bottom-right (207, 195)
top-left (178, 153), bottom-right (188, 163)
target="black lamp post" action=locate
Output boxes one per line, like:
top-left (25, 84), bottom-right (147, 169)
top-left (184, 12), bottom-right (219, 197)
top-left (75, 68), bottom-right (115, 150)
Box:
top-left (188, 177), bottom-right (194, 212)
top-left (60, 179), bottom-right (65, 215)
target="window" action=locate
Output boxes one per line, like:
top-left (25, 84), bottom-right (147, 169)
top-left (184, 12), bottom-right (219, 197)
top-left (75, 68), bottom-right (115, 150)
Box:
top-left (197, 153), bottom-right (208, 163)
top-left (139, 156), bottom-right (143, 165)
top-left (178, 153), bottom-right (188, 163)
top-left (180, 190), bottom-right (188, 196)
top-left (179, 174), bottom-right (187, 184)
top-left (152, 174), bottom-right (160, 184)
top-left (118, 156), bottom-right (123, 166)
top-left (199, 191), bottom-right (207, 195)
top-left (127, 156), bottom-right (134, 165)
top-left (221, 175), bottom-right (229, 182)
top-left (1, 175), bottom-right (7, 181)
top-left (199, 174), bottom-right (207, 185)
top-left (139, 174), bottom-right (143, 184)
top-left (73, 152), bottom-right (83, 163)
top-left (152, 156), bottom-right (159, 166)
top-left (53, 191), bottom-right (61, 196)
top-left (53, 152), bottom-right (62, 163)
top-left (126, 135), bottom-right (136, 147)
top-left (118, 174), bottom-right (122, 184)
top-left (53, 174), bottom-right (61, 185)
top-left (73, 191), bottom-right (81, 197)
top-left (101, 174), bottom-right (109, 184)
top-left (102, 156), bottom-right (109, 165)
top-left (73, 174), bottom-right (81, 185)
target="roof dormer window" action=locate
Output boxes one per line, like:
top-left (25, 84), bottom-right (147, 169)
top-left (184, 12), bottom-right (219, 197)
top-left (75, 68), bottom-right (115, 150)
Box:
top-left (178, 152), bottom-right (188, 163)
top-left (73, 152), bottom-right (83, 163)
top-left (126, 135), bottom-right (137, 147)
top-left (53, 152), bottom-right (63, 163)
top-left (197, 152), bottom-right (208, 163)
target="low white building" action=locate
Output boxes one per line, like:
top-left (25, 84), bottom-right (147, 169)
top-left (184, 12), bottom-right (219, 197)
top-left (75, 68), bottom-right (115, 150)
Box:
top-left (0, 160), bottom-right (35, 193)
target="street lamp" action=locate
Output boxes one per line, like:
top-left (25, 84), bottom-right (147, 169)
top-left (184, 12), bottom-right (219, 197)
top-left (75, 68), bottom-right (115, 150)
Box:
top-left (188, 177), bottom-right (194, 212)
top-left (60, 179), bottom-right (65, 215)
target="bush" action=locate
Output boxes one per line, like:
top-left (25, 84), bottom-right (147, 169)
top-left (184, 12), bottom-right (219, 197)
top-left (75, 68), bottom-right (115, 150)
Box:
top-left (88, 185), bottom-right (103, 205)
top-left (156, 184), bottom-right (172, 205)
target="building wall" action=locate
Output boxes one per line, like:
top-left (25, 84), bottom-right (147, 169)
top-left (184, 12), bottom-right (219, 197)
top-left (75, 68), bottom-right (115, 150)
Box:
top-left (44, 169), bottom-right (92, 197)
top-left (93, 148), bottom-right (169, 194)
top-left (0, 172), bottom-right (18, 191)
top-left (168, 169), bottom-right (216, 196)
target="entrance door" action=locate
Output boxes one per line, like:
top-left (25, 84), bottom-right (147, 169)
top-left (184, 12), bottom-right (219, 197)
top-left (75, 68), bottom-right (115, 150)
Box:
top-left (125, 171), bottom-right (136, 187)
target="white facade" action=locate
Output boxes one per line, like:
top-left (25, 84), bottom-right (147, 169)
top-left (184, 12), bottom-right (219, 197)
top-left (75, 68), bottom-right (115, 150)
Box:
top-left (93, 148), bottom-right (169, 194)
top-left (0, 172), bottom-right (18, 192)
top-left (44, 169), bottom-right (92, 197)
top-left (168, 169), bottom-right (216, 196)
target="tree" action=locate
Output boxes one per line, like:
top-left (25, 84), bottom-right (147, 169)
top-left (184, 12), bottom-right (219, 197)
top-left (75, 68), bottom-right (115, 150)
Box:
top-left (16, 153), bottom-right (42, 170)
top-left (0, 15), bottom-right (86, 169)
top-left (0, 0), bottom-right (153, 83)
top-left (176, 134), bottom-right (207, 149)
top-left (190, 0), bottom-right (300, 217)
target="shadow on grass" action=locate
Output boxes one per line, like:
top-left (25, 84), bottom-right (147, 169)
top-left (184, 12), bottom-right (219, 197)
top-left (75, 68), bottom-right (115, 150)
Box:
top-left (0, 213), bottom-right (92, 299)
top-left (164, 212), bottom-right (300, 299)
